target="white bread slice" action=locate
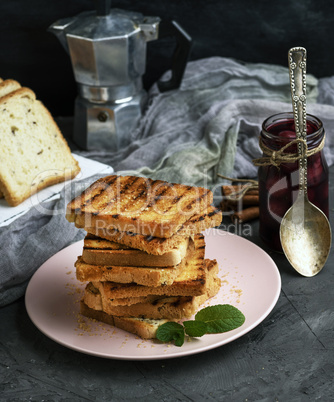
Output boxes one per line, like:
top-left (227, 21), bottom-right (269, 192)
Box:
top-left (0, 79), bottom-right (22, 198)
top-left (0, 87), bottom-right (80, 206)
top-left (80, 300), bottom-right (170, 339)
top-left (83, 259), bottom-right (221, 320)
top-left (82, 234), bottom-right (189, 267)
top-left (75, 235), bottom-right (203, 286)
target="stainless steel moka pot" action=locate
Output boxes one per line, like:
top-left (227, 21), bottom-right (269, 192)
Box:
top-left (49, 0), bottom-right (192, 151)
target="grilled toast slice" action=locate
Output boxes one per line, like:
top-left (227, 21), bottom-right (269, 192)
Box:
top-left (82, 234), bottom-right (189, 267)
top-left (75, 235), bottom-right (201, 286)
top-left (76, 256), bottom-right (183, 287)
top-left (92, 234), bottom-right (208, 298)
top-left (80, 300), bottom-right (171, 339)
top-left (83, 204), bottom-right (221, 255)
top-left (66, 175), bottom-right (214, 238)
top-left (83, 286), bottom-right (159, 306)
top-left (83, 259), bottom-right (221, 320)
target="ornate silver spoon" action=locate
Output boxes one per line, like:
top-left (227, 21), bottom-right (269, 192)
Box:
top-left (279, 47), bottom-right (331, 276)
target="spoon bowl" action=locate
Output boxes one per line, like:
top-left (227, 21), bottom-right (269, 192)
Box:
top-left (279, 47), bottom-right (331, 276)
top-left (280, 193), bottom-right (331, 276)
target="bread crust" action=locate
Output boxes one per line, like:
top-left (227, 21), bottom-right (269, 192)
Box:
top-left (0, 86), bottom-right (35, 103)
top-left (0, 79), bottom-right (21, 98)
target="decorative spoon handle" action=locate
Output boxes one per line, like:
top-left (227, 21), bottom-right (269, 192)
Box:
top-left (288, 47), bottom-right (308, 196)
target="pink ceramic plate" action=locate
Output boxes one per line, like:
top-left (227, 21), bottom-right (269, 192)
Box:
top-left (25, 228), bottom-right (281, 360)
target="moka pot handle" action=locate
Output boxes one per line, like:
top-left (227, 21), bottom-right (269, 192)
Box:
top-left (157, 20), bottom-right (192, 92)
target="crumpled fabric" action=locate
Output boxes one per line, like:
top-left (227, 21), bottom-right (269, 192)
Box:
top-left (78, 56), bottom-right (320, 186)
top-left (0, 174), bottom-right (103, 306)
top-left (2, 56), bottom-right (334, 306)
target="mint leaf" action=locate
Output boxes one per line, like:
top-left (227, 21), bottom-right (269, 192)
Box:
top-left (195, 304), bottom-right (245, 334)
top-left (183, 320), bottom-right (207, 337)
top-left (156, 322), bottom-right (185, 347)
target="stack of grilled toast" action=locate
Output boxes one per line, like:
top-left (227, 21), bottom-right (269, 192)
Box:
top-left (67, 175), bottom-right (222, 339)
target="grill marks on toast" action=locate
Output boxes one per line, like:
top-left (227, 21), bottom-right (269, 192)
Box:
top-left (145, 184), bottom-right (172, 211)
top-left (72, 176), bottom-right (137, 215)
top-left (185, 205), bottom-right (221, 225)
top-left (67, 175), bottom-right (216, 238)
top-left (101, 176), bottom-right (141, 214)
top-left (72, 176), bottom-right (118, 214)
top-left (91, 176), bottom-right (140, 215)
top-left (88, 176), bottom-right (119, 213)
top-left (176, 188), bottom-right (210, 214)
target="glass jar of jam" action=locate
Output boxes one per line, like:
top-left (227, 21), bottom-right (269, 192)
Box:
top-left (258, 112), bottom-right (329, 252)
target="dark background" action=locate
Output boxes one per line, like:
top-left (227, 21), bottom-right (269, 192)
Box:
top-left (1, 0), bottom-right (334, 117)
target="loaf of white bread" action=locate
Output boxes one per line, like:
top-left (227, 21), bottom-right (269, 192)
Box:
top-left (0, 78), bottom-right (80, 206)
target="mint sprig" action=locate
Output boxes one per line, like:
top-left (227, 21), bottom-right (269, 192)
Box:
top-left (156, 304), bottom-right (245, 347)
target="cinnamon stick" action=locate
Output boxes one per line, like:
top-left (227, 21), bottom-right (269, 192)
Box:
top-left (219, 200), bottom-right (231, 212)
top-left (232, 207), bottom-right (259, 224)
top-left (220, 183), bottom-right (260, 224)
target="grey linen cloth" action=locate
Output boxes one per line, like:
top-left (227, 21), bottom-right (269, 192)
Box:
top-left (79, 57), bottom-right (320, 183)
top-left (2, 56), bottom-right (334, 306)
top-left (0, 175), bottom-right (103, 306)
top-left (81, 57), bottom-right (334, 195)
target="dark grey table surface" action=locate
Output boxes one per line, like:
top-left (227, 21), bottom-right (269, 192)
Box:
top-left (1, 165), bottom-right (333, 401)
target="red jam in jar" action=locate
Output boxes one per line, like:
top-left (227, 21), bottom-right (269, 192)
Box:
top-left (258, 112), bottom-right (329, 251)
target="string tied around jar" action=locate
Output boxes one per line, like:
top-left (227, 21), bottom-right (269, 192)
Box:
top-left (252, 134), bottom-right (325, 168)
